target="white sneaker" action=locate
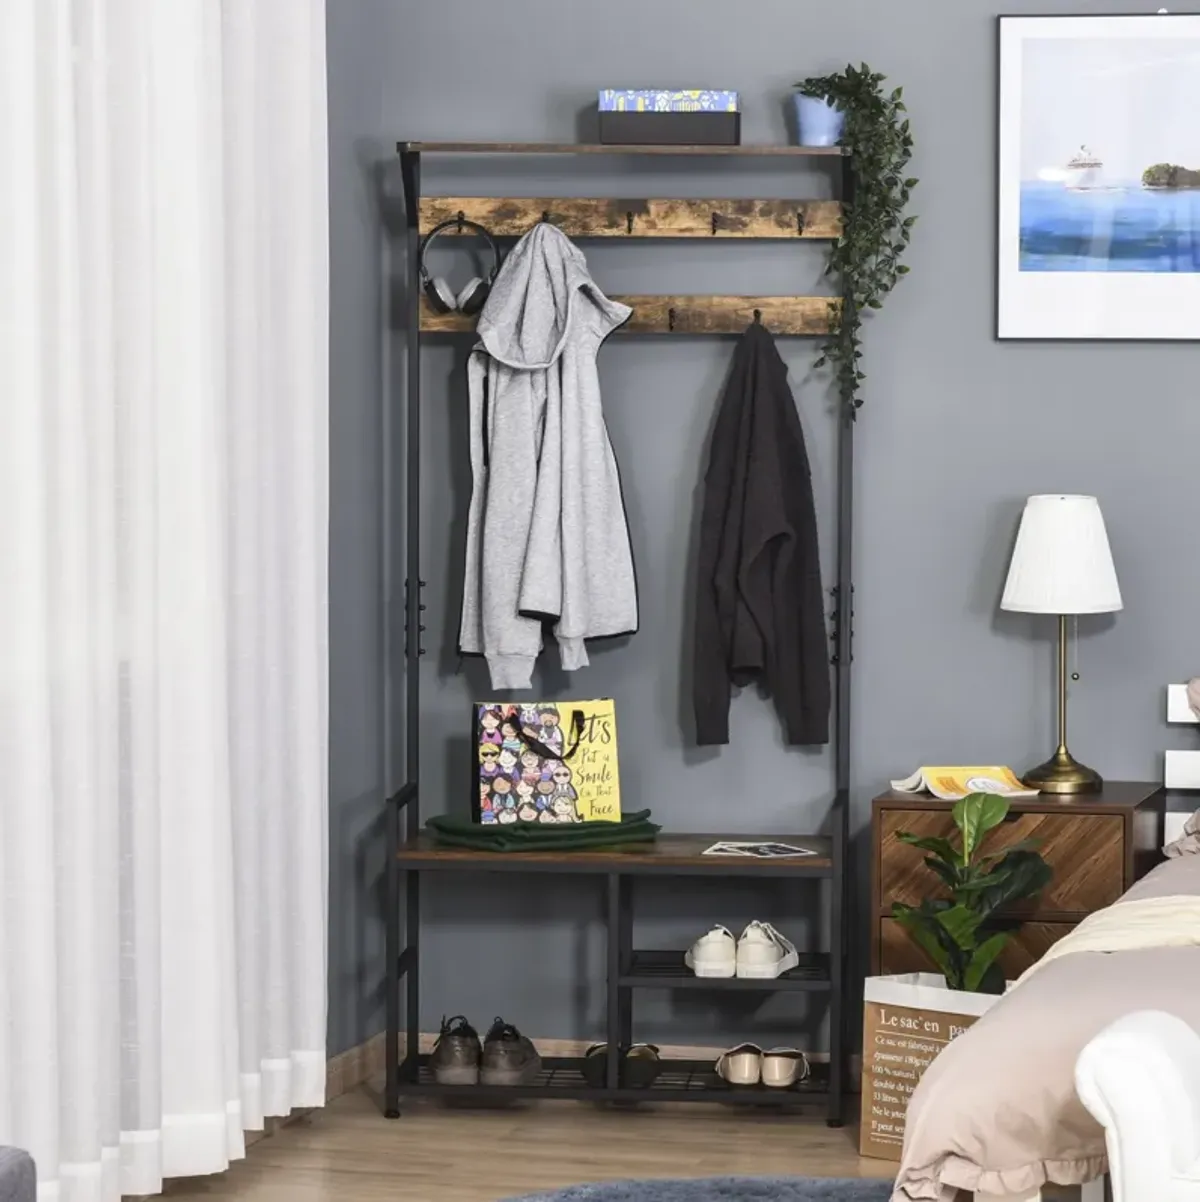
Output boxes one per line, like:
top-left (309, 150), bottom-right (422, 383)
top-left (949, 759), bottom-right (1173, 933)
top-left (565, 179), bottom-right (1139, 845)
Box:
top-left (736, 921), bottom-right (799, 979)
top-left (685, 925), bottom-right (736, 978)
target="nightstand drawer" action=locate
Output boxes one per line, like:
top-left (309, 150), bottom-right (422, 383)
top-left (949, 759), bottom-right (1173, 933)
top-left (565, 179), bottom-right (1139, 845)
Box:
top-left (879, 917), bottom-right (1075, 978)
top-left (879, 809), bottom-right (1125, 914)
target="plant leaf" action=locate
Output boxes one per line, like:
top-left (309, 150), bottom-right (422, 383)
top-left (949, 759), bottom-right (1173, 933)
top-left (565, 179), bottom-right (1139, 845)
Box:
top-left (954, 793), bottom-right (1009, 862)
top-left (952, 864), bottom-right (1017, 894)
top-left (933, 903), bottom-right (983, 949)
top-left (892, 902), bottom-right (954, 979)
top-left (976, 837), bottom-right (1042, 865)
top-left (963, 931), bottom-right (1009, 993)
top-left (896, 832), bottom-right (958, 863)
top-left (924, 855), bottom-right (959, 892)
top-left (977, 960), bottom-right (1006, 995)
top-left (973, 850), bottom-right (1053, 918)
top-left (926, 907), bottom-right (978, 990)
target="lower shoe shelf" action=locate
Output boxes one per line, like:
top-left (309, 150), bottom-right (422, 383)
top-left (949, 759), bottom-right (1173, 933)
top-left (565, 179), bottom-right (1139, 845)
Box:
top-left (395, 1054), bottom-right (831, 1105)
top-left (621, 949), bottom-right (832, 991)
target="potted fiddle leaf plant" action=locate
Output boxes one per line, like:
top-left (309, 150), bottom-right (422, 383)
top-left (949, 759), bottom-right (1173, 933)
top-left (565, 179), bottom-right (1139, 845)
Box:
top-left (891, 792), bottom-right (1053, 995)
top-left (859, 796), bottom-right (1050, 1160)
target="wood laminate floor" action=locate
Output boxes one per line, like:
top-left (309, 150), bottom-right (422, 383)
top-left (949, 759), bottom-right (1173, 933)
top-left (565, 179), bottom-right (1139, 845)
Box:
top-left (161, 1082), bottom-right (1079, 1202)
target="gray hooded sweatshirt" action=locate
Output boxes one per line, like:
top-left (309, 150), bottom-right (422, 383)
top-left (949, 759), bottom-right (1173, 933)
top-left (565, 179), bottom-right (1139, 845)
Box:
top-left (459, 223), bottom-right (638, 689)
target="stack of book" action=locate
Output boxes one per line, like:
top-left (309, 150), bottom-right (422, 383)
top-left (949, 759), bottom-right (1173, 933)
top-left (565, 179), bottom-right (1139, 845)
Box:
top-left (597, 89), bottom-right (741, 146)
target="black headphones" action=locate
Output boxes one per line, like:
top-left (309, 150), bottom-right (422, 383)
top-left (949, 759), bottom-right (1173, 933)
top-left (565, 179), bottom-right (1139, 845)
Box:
top-left (419, 217), bottom-right (501, 316)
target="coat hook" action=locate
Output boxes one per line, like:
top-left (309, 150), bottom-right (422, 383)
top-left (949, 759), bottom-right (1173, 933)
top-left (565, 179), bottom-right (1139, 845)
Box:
top-left (711, 211), bottom-right (720, 236)
top-left (753, 308), bottom-right (762, 324)
top-left (796, 209), bottom-right (806, 236)
top-left (542, 210), bottom-right (551, 224)
top-left (668, 307), bottom-right (677, 332)
top-left (456, 209), bottom-right (465, 231)
top-left (626, 211), bottom-right (634, 235)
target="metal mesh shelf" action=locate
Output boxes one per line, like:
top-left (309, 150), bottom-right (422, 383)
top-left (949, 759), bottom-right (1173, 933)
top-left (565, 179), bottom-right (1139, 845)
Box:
top-left (396, 1055), bottom-right (831, 1105)
top-left (622, 949), bottom-right (832, 991)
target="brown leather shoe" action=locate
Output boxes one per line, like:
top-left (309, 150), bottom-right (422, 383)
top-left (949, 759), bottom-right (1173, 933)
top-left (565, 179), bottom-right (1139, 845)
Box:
top-left (480, 1017), bottom-right (541, 1086)
top-left (430, 1015), bottom-right (482, 1085)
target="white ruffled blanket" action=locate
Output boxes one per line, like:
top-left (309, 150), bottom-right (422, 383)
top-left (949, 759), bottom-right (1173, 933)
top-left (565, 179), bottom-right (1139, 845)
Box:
top-left (1014, 894), bottom-right (1200, 987)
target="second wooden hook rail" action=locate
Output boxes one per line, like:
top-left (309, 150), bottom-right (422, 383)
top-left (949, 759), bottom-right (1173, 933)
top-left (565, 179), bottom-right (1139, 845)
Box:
top-left (421, 294), bottom-right (840, 336)
top-left (666, 305), bottom-right (764, 332)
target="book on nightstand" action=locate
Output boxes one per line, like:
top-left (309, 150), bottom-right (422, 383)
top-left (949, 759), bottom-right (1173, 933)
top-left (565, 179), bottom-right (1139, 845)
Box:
top-left (889, 765), bottom-right (1038, 802)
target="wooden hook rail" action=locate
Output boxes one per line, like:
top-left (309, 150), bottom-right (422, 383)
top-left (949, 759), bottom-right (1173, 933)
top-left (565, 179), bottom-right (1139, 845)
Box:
top-left (420, 294), bottom-right (839, 336)
top-left (419, 197), bottom-right (842, 240)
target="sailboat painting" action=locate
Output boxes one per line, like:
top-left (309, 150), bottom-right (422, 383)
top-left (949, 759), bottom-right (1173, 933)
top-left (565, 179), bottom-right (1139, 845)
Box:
top-left (999, 14), bottom-right (1200, 339)
top-left (1063, 146), bottom-right (1105, 192)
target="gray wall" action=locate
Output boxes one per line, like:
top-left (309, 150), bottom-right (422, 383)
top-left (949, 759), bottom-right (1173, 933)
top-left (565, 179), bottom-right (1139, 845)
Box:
top-left (327, 0), bottom-right (1200, 1054)
top-left (327, 0), bottom-right (396, 1056)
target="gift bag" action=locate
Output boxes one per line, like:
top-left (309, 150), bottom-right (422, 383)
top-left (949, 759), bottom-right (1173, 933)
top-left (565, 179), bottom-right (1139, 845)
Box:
top-left (474, 699), bottom-right (621, 825)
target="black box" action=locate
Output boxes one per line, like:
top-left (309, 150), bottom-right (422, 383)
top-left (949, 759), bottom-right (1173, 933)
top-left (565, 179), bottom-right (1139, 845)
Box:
top-left (597, 110), bottom-right (741, 146)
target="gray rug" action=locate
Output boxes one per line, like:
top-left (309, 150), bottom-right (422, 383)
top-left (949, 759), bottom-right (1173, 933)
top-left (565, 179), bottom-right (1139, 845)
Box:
top-left (503, 1177), bottom-right (894, 1201)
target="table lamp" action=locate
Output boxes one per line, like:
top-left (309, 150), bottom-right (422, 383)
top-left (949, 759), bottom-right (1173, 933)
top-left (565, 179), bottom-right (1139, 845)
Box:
top-left (1001, 495), bottom-right (1122, 794)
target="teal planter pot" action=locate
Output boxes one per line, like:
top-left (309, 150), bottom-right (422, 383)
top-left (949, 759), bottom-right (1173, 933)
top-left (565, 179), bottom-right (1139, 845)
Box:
top-left (792, 94), bottom-right (844, 147)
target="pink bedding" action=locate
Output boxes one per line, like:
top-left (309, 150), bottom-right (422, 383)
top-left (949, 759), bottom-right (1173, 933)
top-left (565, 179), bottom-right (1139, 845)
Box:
top-left (892, 851), bottom-right (1200, 1201)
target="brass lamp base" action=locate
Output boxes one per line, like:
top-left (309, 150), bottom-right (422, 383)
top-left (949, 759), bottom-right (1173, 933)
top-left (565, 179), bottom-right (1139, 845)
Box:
top-left (1023, 747), bottom-right (1102, 796)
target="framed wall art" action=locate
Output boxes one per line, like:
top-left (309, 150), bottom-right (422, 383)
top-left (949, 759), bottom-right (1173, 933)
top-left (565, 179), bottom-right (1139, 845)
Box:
top-left (998, 13), bottom-right (1200, 340)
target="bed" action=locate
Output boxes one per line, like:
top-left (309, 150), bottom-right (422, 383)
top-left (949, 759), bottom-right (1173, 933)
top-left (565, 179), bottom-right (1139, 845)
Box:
top-left (891, 684), bottom-right (1200, 1202)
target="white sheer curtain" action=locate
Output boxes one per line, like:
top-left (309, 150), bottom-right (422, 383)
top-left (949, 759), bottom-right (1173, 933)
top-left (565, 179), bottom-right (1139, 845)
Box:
top-left (0, 3), bottom-right (329, 1200)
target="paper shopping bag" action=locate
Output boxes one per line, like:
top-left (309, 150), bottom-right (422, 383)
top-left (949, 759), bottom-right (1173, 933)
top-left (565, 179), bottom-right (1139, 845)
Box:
top-left (473, 699), bottom-right (621, 825)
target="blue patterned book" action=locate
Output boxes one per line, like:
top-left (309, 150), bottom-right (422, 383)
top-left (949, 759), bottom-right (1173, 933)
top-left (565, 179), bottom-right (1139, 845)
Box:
top-left (598, 89), bottom-right (739, 113)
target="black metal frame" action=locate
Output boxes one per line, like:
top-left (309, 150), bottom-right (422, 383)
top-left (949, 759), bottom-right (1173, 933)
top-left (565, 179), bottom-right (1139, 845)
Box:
top-left (383, 142), bottom-right (858, 1124)
top-left (388, 852), bottom-right (843, 1113)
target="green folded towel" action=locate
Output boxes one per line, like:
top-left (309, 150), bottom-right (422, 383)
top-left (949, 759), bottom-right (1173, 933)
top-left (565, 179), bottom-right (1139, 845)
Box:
top-left (426, 809), bottom-right (660, 853)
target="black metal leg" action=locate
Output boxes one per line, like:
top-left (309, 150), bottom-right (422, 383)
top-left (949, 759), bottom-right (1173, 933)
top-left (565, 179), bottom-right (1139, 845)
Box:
top-left (827, 795), bottom-right (847, 1127)
top-left (826, 149), bottom-right (855, 1131)
top-left (405, 869), bottom-right (421, 1084)
top-left (384, 803), bottom-right (401, 1117)
top-left (387, 147), bottom-right (423, 1119)
top-left (605, 872), bottom-right (621, 1090)
top-left (617, 876), bottom-right (633, 1048)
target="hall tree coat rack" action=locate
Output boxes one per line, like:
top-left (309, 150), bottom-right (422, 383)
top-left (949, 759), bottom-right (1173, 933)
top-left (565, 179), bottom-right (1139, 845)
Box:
top-left (384, 141), bottom-right (858, 1123)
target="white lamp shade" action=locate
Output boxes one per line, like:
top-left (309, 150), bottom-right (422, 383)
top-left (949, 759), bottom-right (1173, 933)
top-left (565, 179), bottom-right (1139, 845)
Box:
top-left (1001, 495), bottom-right (1122, 615)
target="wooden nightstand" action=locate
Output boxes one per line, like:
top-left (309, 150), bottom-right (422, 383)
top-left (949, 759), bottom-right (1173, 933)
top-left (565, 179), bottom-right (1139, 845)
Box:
top-left (870, 781), bottom-right (1166, 978)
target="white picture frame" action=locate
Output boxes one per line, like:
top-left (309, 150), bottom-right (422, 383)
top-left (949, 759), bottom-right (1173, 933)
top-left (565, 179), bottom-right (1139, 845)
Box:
top-left (997, 13), bottom-right (1200, 340)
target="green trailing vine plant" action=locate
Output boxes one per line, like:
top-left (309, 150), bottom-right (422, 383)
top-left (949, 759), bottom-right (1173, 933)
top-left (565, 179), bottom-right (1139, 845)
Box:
top-left (796, 64), bottom-right (918, 408)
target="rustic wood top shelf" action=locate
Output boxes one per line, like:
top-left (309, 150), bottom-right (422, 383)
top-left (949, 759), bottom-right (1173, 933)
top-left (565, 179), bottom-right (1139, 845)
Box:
top-left (397, 831), bottom-right (834, 875)
top-left (398, 140), bottom-right (846, 157)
